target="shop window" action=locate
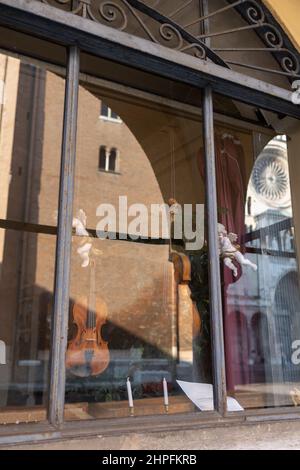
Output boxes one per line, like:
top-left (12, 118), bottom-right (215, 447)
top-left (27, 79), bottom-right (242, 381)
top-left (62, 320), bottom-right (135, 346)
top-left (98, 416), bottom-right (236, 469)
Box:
top-left (1, 0), bottom-right (300, 435)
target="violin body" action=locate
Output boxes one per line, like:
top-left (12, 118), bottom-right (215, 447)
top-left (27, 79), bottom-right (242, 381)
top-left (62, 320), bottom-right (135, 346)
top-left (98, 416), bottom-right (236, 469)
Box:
top-left (66, 296), bottom-right (110, 377)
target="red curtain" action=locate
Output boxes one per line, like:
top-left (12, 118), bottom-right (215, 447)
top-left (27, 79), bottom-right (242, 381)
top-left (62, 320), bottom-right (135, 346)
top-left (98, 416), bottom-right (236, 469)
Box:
top-left (199, 133), bottom-right (250, 391)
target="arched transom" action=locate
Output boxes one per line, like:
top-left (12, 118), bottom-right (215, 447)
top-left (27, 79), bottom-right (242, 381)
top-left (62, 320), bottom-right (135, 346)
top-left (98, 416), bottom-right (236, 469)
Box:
top-left (39, 0), bottom-right (300, 85)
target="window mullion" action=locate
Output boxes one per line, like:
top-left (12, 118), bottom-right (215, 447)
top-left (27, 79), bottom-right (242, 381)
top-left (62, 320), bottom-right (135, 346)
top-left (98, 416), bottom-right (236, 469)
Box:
top-left (202, 85), bottom-right (227, 416)
top-left (48, 45), bottom-right (80, 428)
top-left (105, 147), bottom-right (110, 172)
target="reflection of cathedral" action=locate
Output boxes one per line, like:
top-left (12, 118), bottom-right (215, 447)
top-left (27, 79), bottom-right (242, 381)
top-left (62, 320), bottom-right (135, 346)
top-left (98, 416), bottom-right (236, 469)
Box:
top-left (227, 137), bottom-right (300, 406)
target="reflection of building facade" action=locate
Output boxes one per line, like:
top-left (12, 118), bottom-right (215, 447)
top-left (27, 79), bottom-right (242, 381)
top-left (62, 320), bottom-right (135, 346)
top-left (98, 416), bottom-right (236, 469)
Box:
top-left (227, 138), bottom-right (300, 406)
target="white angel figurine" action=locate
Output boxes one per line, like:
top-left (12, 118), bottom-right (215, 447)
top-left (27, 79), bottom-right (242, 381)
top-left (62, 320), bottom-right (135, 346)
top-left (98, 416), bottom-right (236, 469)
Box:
top-left (218, 224), bottom-right (257, 278)
top-left (290, 387), bottom-right (300, 407)
top-left (73, 209), bottom-right (92, 268)
top-left (72, 209), bottom-right (95, 268)
top-left (73, 209), bottom-right (89, 238)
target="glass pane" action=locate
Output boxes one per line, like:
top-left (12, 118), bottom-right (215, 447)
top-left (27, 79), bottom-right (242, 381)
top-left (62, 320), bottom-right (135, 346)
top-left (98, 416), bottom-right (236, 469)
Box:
top-left (0, 54), bottom-right (64, 226)
top-left (65, 64), bottom-right (211, 420)
top-left (100, 102), bottom-right (109, 118)
top-left (110, 111), bottom-right (119, 120)
top-left (99, 146), bottom-right (106, 171)
top-left (0, 51), bottom-right (64, 424)
top-left (108, 149), bottom-right (117, 172)
top-left (213, 95), bottom-right (300, 409)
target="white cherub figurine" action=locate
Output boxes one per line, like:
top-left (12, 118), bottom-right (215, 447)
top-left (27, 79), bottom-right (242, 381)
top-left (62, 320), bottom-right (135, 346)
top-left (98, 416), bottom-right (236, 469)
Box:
top-left (290, 387), bottom-right (300, 406)
top-left (73, 209), bottom-right (89, 238)
top-left (72, 209), bottom-right (103, 267)
top-left (218, 224), bottom-right (257, 277)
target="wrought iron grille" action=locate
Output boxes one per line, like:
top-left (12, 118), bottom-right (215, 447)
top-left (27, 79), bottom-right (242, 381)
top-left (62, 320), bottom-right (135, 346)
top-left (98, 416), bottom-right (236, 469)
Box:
top-left (37, 0), bottom-right (300, 81)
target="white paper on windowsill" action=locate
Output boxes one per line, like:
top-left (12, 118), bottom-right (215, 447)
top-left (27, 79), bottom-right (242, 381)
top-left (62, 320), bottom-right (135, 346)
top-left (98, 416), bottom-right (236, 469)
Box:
top-left (177, 380), bottom-right (244, 412)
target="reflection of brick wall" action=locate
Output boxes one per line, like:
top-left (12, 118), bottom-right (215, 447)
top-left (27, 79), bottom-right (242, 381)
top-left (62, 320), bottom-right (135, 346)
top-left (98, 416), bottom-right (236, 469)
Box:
top-left (70, 240), bottom-right (174, 356)
top-left (74, 84), bottom-right (165, 230)
top-left (69, 80), bottom-right (174, 357)
top-left (0, 59), bottom-right (180, 403)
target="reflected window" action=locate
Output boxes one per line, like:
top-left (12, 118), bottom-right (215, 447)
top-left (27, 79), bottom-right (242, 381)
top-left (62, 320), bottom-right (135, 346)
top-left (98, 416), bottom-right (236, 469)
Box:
top-left (100, 102), bottom-right (121, 122)
top-left (99, 145), bottom-right (107, 171)
top-left (99, 146), bottom-right (119, 173)
top-left (109, 148), bottom-right (117, 172)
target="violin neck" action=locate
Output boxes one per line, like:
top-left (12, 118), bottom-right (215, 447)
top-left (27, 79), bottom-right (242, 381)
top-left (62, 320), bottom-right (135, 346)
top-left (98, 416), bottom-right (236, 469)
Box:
top-left (87, 260), bottom-right (96, 328)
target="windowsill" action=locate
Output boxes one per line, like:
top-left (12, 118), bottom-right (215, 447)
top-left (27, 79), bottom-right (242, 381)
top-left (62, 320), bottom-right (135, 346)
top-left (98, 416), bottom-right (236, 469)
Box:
top-left (99, 116), bottom-right (122, 123)
top-left (1, 406), bottom-right (300, 447)
top-left (98, 169), bottom-right (121, 176)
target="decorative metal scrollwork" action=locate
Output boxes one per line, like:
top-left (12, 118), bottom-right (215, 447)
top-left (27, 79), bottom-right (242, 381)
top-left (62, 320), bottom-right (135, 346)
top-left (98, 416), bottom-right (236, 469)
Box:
top-left (159, 23), bottom-right (183, 50)
top-left (39, 0), bottom-right (300, 82)
top-left (180, 44), bottom-right (206, 60)
top-left (97, 2), bottom-right (128, 31)
top-left (226, 0), bottom-right (300, 79)
top-left (245, 0), bottom-right (265, 24)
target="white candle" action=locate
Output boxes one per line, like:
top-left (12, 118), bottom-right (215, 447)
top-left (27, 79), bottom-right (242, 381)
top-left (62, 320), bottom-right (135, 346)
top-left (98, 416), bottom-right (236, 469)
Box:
top-left (163, 378), bottom-right (169, 407)
top-left (127, 377), bottom-right (134, 408)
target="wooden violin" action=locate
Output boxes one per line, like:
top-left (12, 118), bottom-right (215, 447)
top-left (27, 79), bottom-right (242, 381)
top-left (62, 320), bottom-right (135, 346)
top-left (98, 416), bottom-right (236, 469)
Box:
top-left (66, 260), bottom-right (110, 377)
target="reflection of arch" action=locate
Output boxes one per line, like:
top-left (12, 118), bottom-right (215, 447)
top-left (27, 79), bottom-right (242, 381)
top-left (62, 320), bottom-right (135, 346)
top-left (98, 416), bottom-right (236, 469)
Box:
top-left (97, 95), bottom-right (205, 206)
top-left (274, 271), bottom-right (300, 382)
top-left (250, 312), bottom-right (270, 384)
top-left (275, 271), bottom-right (300, 310)
top-left (227, 311), bottom-right (249, 388)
